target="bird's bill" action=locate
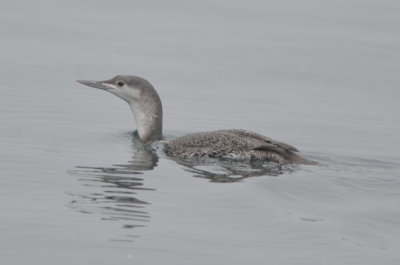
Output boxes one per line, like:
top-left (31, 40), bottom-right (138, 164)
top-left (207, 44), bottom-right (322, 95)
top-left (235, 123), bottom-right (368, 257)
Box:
top-left (76, 80), bottom-right (109, 90)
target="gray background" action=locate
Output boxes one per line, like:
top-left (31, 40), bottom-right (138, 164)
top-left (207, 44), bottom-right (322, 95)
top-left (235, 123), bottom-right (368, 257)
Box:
top-left (1, 0), bottom-right (399, 264)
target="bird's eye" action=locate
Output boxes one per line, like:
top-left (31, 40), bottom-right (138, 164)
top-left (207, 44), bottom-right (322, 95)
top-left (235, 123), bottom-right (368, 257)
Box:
top-left (117, 81), bottom-right (124, 87)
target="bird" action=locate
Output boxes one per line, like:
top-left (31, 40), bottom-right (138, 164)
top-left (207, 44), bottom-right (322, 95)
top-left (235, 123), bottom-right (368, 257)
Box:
top-left (76, 75), bottom-right (317, 165)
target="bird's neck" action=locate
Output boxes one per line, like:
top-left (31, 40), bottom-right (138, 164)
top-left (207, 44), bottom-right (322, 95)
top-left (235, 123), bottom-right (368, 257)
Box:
top-left (129, 97), bottom-right (163, 143)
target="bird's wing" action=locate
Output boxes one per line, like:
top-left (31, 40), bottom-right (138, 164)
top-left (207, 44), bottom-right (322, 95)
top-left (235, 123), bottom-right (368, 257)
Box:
top-left (165, 129), bottom-right (296, 158)
top-left (221, 129), bottom-right (299, 152)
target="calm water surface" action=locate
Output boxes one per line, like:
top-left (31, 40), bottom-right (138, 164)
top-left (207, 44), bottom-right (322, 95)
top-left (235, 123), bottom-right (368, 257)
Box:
top-left (1, 1), bottom-right (399, 264)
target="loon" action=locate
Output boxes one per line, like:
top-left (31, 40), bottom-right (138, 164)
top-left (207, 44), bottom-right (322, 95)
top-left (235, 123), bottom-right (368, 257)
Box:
top-left (76, 75), bottom-right (316, 165)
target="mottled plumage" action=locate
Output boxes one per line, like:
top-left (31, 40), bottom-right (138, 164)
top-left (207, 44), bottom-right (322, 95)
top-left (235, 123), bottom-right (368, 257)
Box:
top-left (165, 129), bottom-right (316, 164)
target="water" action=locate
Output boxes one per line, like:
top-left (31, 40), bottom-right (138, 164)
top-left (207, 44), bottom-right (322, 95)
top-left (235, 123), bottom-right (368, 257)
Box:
top-left (1, 0), bottom-right (400, 264)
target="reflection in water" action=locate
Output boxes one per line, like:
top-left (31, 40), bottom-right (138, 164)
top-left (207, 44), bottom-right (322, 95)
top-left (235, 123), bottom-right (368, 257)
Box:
top-left (68, 133), bottom-right (158, 242)
top-left (169, 157), bottom-right (293, 183)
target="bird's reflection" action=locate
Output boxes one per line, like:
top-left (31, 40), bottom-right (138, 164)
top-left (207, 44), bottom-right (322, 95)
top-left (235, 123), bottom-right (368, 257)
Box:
top-left (171, 157), bottom-right (291, 183)
top-left (69, 132), bottom-right (158, 242)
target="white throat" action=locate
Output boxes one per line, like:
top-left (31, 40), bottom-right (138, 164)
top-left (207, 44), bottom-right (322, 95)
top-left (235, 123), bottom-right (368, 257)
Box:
top-left (128, 98), bottom-right (163, 143)
top-left (129, 103), bottom-right (147, 139)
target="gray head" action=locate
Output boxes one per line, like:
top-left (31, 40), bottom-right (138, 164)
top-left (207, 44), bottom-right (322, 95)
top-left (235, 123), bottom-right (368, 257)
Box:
top-left (76, 75), bottom-right (163, 143)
